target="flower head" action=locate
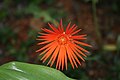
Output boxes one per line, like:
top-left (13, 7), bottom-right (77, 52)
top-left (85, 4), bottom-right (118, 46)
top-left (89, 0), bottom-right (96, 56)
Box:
top-left (36, 19), bottom-right (92, 70)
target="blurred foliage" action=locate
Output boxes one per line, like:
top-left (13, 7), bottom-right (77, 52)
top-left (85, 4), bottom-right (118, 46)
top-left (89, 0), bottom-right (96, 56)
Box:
top-left (0, 0), bottom-right (120, 80)
top-left (25, 3), bottom-right (54, 22)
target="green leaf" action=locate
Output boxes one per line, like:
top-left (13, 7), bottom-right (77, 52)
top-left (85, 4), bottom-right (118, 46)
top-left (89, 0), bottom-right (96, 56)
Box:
top-left (0, 61), bottom-right (74, 80)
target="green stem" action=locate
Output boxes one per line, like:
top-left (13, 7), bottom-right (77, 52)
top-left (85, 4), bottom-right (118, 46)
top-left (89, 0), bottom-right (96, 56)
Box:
top-left (92, 0), bottom-right (102, 48)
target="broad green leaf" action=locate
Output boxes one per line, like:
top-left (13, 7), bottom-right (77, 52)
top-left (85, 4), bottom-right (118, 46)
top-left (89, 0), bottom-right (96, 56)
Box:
top-left (0, 61), bottom-right (74, 80)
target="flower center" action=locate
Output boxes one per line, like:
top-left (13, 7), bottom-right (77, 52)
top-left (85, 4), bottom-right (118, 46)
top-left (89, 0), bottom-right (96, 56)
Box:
top-left (57, 32), bottom-right (68, 45)
top-left (58, 36), bottom-right (67, 45)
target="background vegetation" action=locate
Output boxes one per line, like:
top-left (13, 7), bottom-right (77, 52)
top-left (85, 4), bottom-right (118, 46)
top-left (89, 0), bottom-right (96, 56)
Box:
top-left (0, 0), bottom-right (120, 80)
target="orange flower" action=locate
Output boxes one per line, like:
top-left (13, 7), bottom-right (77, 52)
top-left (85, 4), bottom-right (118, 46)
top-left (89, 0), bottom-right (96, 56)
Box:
top-left (36, 19), bottom-right (92, 70)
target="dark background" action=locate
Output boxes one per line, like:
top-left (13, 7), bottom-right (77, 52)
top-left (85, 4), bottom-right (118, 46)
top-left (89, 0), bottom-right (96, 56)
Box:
top-left (0, 0), bottom-right (120, 80)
